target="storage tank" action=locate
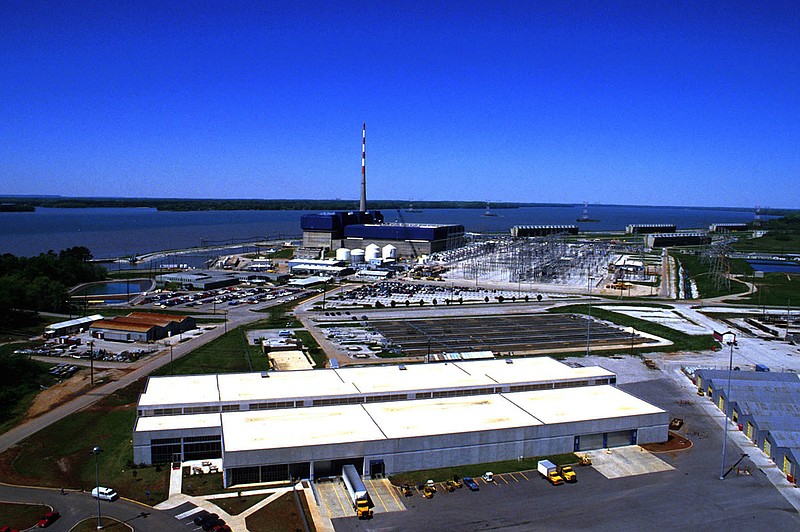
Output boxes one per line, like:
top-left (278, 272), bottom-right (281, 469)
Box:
top-left (382, 244), bottom-right (397, 260)
top-left (351, 249), bottom-right (365, 263)
top-left (336, 247), bottom-right (351, 262)
top-left (365, 244), bottom-right (381, 261)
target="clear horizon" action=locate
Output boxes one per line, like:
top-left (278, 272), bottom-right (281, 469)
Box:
top-left (2, 2), bottom-right (799, 209)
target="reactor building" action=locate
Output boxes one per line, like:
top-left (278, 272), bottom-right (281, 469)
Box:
top-left (301, 123), bottom-right (464, 256)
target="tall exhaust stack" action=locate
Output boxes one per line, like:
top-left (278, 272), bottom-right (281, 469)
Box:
top-left (360, 122), bottom-right (367, 212)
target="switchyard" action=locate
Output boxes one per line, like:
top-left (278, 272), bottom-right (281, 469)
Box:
top-left (369, 313), bottom-right (654, 357)
top-left (437, 236), bottom-right (614, 288)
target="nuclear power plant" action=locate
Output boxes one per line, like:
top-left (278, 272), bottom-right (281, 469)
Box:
top-left (301, 123), bottom-right (465, 257)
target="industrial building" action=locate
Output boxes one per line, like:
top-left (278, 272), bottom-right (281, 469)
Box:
top-left (645, 233), bottom-right (712, 248)
top-left (156, 270), bottom-right (240, 290)
top-left (300, 124), bottom-right (465, 256)
top-left (133, 357), bottom-right (668, 486)
top-left (626, 224), bottom-right (677, 235)
top-left (709, 223), bottom-right (749, 233)
top-left (44, 314), bottom-right (103, 338)
top-left (510, 225), bottom-right (579, 237)
top-left (90, 312), bottom-right (196, 342)
top-left (694, 369), bottom-right (800, 483)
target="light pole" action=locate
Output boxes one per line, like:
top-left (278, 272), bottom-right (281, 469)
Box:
top-left (586, 274), bottom-right (593, 357)
top-left (719, 332), bottom-right (736, 480)
top-left (87, 340), bottom-right (95, 386)
top-left (91, 445), bottom-right (103, 529)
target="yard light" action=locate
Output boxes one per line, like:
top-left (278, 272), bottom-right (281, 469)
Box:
top-left (719, 332), bottom-right (736, 480)
top-left (91, 445), bottom-right (103, 529)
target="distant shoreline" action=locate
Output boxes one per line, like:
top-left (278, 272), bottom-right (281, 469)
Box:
top-left (0, 196), bottom-right (785, 215)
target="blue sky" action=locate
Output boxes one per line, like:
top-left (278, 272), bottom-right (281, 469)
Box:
top-left (1, 1), bottom-right (799, 208)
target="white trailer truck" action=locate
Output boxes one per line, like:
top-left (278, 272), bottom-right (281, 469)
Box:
top-left (537, 459), bottom-right (565, 485)
top-left (342, 464), bottom-right (373, 519)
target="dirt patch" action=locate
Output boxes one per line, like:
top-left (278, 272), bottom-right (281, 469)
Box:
top-left (24, 368), bottom-right (126, 420)
top-left (641, 431), bottom-right (693, 453)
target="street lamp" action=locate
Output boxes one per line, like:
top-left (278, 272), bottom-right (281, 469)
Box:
top-left (91, 445), bottom-right (103, 529)
top-left (719, 331), bottom-right (736, 480)
top-left (586, 274), bottom-right (594, 357)
top-left (87, 340), bottom-right (95, 386)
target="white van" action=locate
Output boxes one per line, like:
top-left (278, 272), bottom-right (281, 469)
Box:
top-left (91, 487), bottom-right (118, 501)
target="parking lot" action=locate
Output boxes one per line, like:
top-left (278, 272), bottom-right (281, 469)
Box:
top-left (331, 374), bottom-right (800, 531)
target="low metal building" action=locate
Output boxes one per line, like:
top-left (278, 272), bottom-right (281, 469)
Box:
top-left (511, 225), bottom-right (579, 237)
top-left (626, 223), bottom-right (677, 235)
top-left (695, 369), bottom-right (800, 483)
top-left (645, 233), bottom-right (711, 248)
top-left (133, 357), bottom-right (667, 486)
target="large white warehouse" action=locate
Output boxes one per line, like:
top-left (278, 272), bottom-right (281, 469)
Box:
top-left (133, 357), bottom-right (668, 487)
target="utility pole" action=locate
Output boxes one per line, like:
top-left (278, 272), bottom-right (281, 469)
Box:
top-left (719, 332), bottom-right (736, 480)
top-left (91, 445), bottom-right (103, 529)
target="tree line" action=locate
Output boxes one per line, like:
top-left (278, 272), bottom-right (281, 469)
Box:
top-left (0, 246), bottom-right (107, 324)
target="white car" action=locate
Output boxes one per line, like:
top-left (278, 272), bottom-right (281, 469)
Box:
top-left (91, 487), bottom-right (118, 501)
top-left (482, 472), bottom-right (494, 483)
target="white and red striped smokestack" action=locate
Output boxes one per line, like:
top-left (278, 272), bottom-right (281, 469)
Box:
top-left (359, 122), bottom-right (367, 212)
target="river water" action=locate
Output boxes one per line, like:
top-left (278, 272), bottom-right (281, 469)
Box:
top-left (0, 204), bottom-right (765, 261)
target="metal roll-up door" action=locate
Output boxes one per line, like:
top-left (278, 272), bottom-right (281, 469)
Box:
top-left (606, 430), bottom-right (633, 448)
top-left (577, 433), bottom-right (605, 450)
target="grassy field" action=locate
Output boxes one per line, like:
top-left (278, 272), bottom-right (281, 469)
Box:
top-left (151, 325), bottom-right (269, 376)
top-left (245, 491), bottom-right (309, 532)
top-left (388, 453), bottom-right (577, 486)
top-left (213, 492), bottom-right (271, 515)
top-left (549, 304), bottom-right (718, 352)
top-left (253, 300), bottom-right (304, 328)
top-left (292, 330), bottom-right (327, 368)
top-left (0, 344), bottom-right (59, 435)
top-left (0, 502), bottom-right (48, 530)
top-left (732, 230), bottom-right (800, 253)
top-left (672, 252), bottom-right (750, 299)
top-left (0, 377), bottom-right (171, 504)
top-left (727, 272), bottom-right (800, 307)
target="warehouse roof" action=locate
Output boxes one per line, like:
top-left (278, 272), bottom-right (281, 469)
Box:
top-left (506, 385), bottom-right (664, 424)
top-left (136, 413), bottom-right (221, 432)
top-left (222, 404), bottom-right (385, 452)
top-left (90, 319), bottom-right (156, 333)
top-left (139, 374), bottom-right (222, 406)
top-left (139, 357), bottom-right (615, 407)
top-left (212, 385), bottom-right (664, 453)
top-left (45, 314), bottom-right (104, 332)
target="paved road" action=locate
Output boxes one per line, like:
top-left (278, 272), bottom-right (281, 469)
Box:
top-left (0, 484), bottom-right (186, 531)
top-left (0, 300), bottom-right (278, 454)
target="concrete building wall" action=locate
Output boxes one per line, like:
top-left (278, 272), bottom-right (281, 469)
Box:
top-left (220, 411), bottom-right (668, 484)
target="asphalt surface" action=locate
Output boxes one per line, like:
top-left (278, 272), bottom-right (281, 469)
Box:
top-left (331, 375), bottom-right (800, 531)
top-left (0, 484), bottom-right (186, 531)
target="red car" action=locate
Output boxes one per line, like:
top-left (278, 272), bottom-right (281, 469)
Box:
top-left (1, 526), bottom-right (21, 532)
top-left (37, 511), bottom-right (60, 528)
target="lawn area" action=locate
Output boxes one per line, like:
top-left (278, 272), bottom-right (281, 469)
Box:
top-left (727, 272), bottom-right (800, 307)
top-left (672, 252), bottom-right (750, 299)
top-left (213, 492), bottom-right (272, 515)
top-left (0, 377), bottom-right (170, 504)
top-left (388, 453), bottom-right (577, 486)
top-left (0, 344), bottom-right (59, 435)
top-left (246, 491), bottom-right (310, 532)
top-left (152, 326), bottom-right (270, 376)
top-left (549, 305), bottom-right (718, 352)
top-left (0, 502), bottom-right (48, 530)
top-left (292, 330), bottom-right (327, 368)
top-left (732, 230), bottom-right (800, 254)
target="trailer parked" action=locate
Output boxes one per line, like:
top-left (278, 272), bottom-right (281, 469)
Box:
top-left (342, 464), bottom-right (373, 519)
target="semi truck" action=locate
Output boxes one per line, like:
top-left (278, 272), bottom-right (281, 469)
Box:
top-left (342, 464), bottom-right (373, 519)
top-left (537, 460), bottom-right (565, 485)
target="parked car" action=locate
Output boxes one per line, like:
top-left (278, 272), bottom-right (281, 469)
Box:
top-left (463, 477), bottom-right (480, 491)
top-left (91, 487), bottom-right (118, 501)
top-left (37, 511), bottom-right (60, 528)
top-left (482, 471), bottom-right (494, 483)
top-left (193, 510), bottom-right (210, 526)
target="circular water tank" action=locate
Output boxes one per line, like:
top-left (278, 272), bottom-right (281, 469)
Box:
top-left (351, 249), bottom-right (365, 263)
top-left (382, 244), bottom-right (397, 259)
top-left (336, 248), bottom-right (351, 261)
top-left (365, 244), bottom-right (381, 261)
